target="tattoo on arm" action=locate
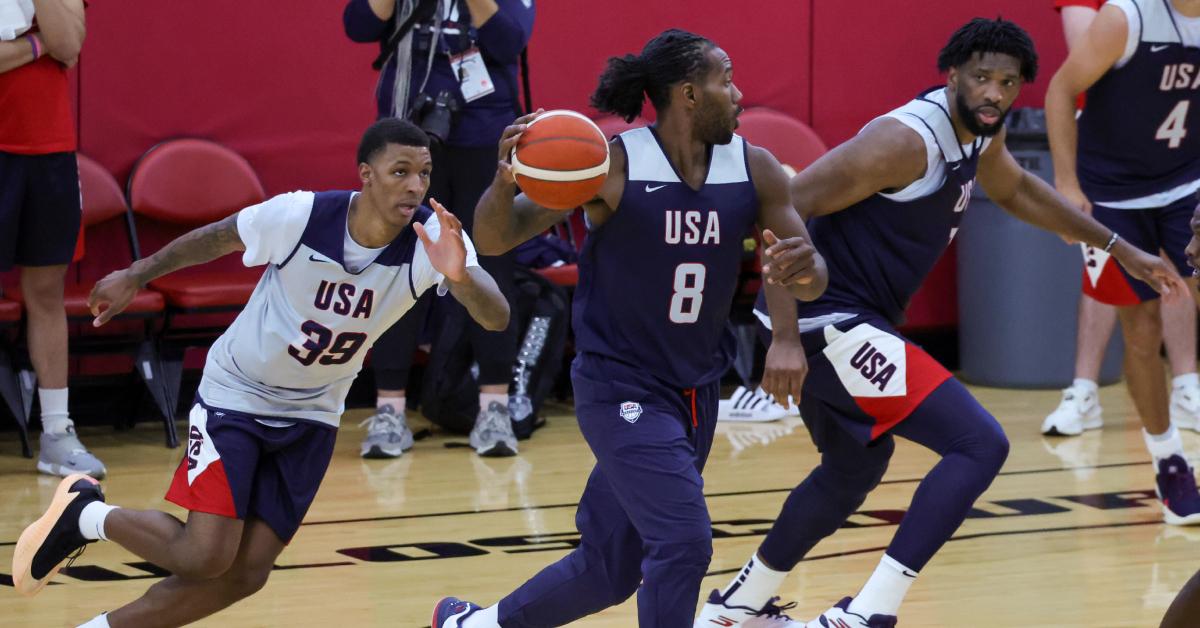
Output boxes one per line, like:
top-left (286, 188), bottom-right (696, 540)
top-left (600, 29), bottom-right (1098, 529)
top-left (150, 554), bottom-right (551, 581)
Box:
top-left (130, 214), bottom-right (245, 286)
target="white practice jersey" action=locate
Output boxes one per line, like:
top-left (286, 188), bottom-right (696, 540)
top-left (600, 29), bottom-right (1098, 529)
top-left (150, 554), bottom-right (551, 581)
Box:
top-left (197, 190), bottom-right (479, 427)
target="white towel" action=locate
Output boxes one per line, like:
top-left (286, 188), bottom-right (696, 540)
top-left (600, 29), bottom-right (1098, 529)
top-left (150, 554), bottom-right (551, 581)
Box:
top-left (0, 0), bottom-right (35, 42)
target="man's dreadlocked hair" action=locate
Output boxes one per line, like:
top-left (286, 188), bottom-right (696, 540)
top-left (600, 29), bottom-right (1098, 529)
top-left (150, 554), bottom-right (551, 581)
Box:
top-left (937, 17), bottom-right (1039, 82)
top-left (590, 29), bottom-right (716, 123)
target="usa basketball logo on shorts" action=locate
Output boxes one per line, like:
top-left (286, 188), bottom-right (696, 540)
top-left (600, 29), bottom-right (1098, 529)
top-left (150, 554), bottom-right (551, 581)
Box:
top-left (822, 322), bottom-right (951, 438)
top-left (620, 401), bottom-right (642, 423)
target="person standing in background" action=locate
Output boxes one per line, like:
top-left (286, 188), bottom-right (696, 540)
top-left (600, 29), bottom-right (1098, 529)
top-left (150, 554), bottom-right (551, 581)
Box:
top-left (0, 0), bottom-right (105, 478)
top-left (1045, 0), bottom-right (1200, 525)
top-left (344, 0), bottom-right (535, 458)
top-left (1040, 0), bottom-right (1200, 441)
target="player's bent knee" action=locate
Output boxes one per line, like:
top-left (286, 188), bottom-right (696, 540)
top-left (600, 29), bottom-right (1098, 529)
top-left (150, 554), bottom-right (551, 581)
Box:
top-left (225, 565), bottom-right (272, 600)
top-left (175, 546), bottom-right (240, 581)
top-left (960, 414), bottom-right (1010, 475)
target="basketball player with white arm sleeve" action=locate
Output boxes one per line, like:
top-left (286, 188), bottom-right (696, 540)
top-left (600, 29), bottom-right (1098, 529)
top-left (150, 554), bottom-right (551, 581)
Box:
top-left (10, 118), bottom-right (509, 628)
top-left (433, 28), bottom-right (827, 628)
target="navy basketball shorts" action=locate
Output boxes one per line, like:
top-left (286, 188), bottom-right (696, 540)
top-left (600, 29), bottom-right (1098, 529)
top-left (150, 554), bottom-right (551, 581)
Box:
top-left (781, 313), bottom-right (952, 445)
top-left (166, 397), bottom-right (337, 543)
top-left (0, 151), bottom-right (82, 271)
top-left (1084, 195), bottom-right (1195, 305)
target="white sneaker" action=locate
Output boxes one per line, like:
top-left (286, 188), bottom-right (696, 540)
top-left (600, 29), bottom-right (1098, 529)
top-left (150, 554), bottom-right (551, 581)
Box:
top-left (1170, 384), bottom-right (1200, 432)
top-left (694, 588), bottom-right (796, 627)
top-left (1040, 385), bottom-right (1102, 436)
top-left (719, 386), bottom-right (793, 423)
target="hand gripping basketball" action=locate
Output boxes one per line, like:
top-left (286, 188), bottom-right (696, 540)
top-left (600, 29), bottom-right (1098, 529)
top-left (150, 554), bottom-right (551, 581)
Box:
top-left (502, 109), bottom-right (611, 210)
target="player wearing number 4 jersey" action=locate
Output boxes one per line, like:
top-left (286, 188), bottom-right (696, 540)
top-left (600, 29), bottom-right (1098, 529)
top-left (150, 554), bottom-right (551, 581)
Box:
top-left (433, 29), bottom-right (827, 628)
top-left (10, 119), bottom-right (509, 628)
top-left (1045, 0), bottom-right (1200, 528)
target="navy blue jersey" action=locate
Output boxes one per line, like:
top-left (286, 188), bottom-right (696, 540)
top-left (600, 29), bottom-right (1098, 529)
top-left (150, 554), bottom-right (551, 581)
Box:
top-left (1078, 0), bottom-right (1200, 203)
top-left (764, 88), bottom-right (983, 326)
top-left (572, 127), bottom-right (759, 388)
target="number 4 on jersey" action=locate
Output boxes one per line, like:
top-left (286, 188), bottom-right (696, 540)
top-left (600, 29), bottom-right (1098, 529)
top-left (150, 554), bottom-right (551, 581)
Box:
top-left (1157, 100), bottom-right (1189, 149)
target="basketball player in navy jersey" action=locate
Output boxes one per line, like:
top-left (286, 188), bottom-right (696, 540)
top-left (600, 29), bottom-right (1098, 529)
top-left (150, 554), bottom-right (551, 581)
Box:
top-left (1045, 0), bottom-right (1200, 528)
top-left (10, 119), bottom-right (510, 628)
top-left (694, 18), bottom-right (1184, 628)
top-left (432, 29), bottom-right (827, 627)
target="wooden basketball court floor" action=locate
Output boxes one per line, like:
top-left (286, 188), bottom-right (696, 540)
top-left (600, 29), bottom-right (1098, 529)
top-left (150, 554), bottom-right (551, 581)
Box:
top-left (1, 383), bottom-right (1197, 627)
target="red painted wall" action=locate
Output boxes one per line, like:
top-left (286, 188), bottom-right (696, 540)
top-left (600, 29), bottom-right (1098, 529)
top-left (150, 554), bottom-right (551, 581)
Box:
top-left (71, 0), bottom-right (1069, 328)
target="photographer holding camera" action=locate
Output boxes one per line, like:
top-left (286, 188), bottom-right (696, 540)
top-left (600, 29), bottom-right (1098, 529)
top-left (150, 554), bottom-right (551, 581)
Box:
top-left (344, 0), bottom-right (535, 458)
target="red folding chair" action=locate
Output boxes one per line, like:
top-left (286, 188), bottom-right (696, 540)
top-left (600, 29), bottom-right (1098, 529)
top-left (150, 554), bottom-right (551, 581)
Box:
top-left (127, 139), bottom-right (267, 426)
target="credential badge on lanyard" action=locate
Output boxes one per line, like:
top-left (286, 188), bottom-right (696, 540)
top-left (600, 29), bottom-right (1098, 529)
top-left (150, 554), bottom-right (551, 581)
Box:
top-left (451, 48), bottom-right (495, 103)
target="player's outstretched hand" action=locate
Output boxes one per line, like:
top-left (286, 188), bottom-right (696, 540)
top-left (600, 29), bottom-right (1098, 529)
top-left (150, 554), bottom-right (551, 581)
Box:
top-left (415, 198), bottom-right (468, 283)
top-left (88, 269), bottom-right (140, 327)
top-left (761, 337), bottom-right (807, 409)
top-left (496, 109), bottom-right (545, 184)
top-left (761, 229), bottom-right (818, 286)
top-left (1114, 244), bottom-right (1187, 299)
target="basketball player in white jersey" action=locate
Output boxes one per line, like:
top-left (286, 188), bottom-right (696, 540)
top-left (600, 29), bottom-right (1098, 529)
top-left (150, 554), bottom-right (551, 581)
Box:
top-left (10, 118), bottom-right (510, 628)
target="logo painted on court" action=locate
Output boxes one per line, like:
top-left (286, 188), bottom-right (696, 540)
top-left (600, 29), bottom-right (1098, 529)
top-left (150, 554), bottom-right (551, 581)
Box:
top-left (619, 401), bottom-right (642, 423)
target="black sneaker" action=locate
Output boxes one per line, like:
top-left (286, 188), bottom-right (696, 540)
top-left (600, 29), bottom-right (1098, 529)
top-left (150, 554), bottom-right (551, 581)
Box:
top-left (12, 473), bottom-right (105, 596)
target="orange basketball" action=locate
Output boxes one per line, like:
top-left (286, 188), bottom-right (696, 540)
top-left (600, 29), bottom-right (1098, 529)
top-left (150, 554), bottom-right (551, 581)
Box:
top-left (511, 110), bottom-right (610, 210)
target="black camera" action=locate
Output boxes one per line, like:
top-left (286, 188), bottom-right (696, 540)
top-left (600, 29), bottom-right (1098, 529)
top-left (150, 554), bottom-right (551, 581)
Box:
top-left (409, 90), bottom-right (461, 145)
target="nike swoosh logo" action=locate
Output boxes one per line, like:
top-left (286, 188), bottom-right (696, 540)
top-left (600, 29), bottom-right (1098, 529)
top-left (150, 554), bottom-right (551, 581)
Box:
top-left (309, 254), bottom-right (332, 263)
top-left (645, 184), bottom-right (668, 193)
top-left (1152, 45), bottom-right (1170, 52)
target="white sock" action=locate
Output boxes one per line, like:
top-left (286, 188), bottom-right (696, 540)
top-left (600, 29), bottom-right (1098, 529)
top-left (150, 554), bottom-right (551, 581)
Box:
top-left (480, 392), bottom-right (507, 411)
top-left (1145, 426), bottom-right (1186, 466)
top-left (377, 395), bottom-right (405, 415)
top-left (848, 554), bottom-right (916, 617)
top-left (76, 612), bottom-right (110, 628)
top-left (720, 553), bottom-right (789, 609)
top-left (1173, 373), bottom-right (1200, 389)
top-left (1072, 378), bottom-right (1098, 394)
top-left (79, 502), bottom-right (117, 541)
top-left (460, 604), bottom-right (499, 628)
top-left (39, 387), bottom-right (71, 434)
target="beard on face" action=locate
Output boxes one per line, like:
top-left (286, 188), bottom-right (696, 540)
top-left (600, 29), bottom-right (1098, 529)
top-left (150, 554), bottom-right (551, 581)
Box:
top-left (697, 101), bottom-right (736, 145)
top-left (955, 89), bottom-right (1008, 137)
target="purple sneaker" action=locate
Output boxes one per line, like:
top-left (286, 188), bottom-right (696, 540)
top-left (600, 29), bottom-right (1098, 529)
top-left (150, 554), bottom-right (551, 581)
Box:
top-left (804, 597), bottom-right (897, 628)
top-left (1156, 454), bottom-right (1200, 525)
top-left (432, 597), bottom-right (482, 627)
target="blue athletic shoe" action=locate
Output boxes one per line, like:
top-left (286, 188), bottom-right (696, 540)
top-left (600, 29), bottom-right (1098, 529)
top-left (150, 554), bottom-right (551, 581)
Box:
top-left (803, 597), bottom-right (897, 628)
top-left (1156, 454), bottom-right (1200, 525)
top-left (432, 597), bottom-right (482, 627)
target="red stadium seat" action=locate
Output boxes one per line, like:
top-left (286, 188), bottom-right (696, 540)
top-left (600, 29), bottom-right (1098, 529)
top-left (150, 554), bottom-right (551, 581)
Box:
top-left (735, 107), bottom-right (828, 173)
top-left (127, 140), bottom-right (267, 437)
top-left (128, 139), bottom-right (265, 315)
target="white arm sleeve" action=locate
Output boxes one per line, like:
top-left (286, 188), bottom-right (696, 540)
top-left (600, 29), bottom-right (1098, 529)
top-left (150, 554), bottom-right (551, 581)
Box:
top-left (411, 212), bottom-right (482, 296)
top-left (236, 191), bottom-right (315, 267)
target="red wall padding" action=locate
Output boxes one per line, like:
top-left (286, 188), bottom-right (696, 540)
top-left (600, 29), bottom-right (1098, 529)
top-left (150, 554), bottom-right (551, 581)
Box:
top-left (72, 0), bottom-right (1069, 329)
